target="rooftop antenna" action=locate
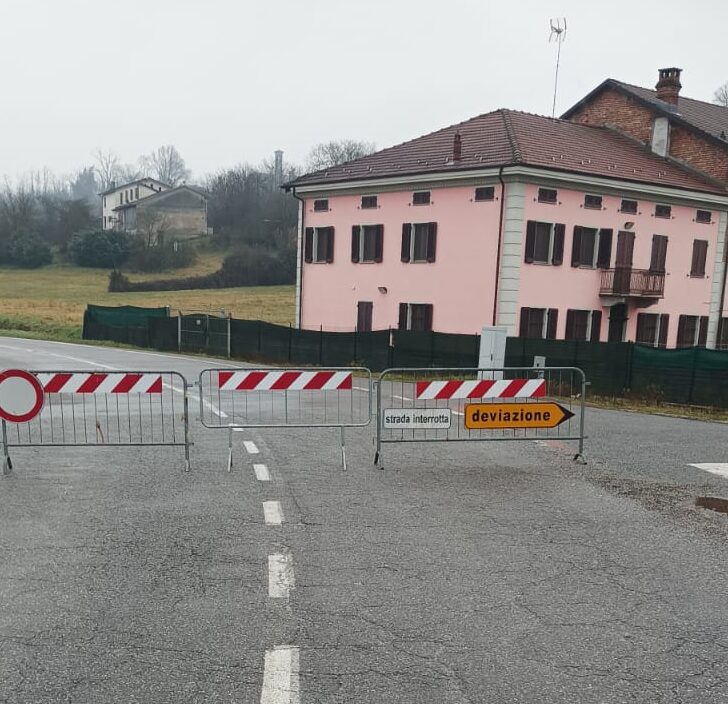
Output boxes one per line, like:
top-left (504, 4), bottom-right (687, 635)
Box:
top-left (549, 17), bottom-right (567, 118)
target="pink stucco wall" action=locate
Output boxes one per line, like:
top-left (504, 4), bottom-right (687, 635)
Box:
top-left (300, 185), bottom-right (503, 333)
top-left (517, 184), bottom-right (721, 346)
top-left (299, 180), bottom-right (722, 345)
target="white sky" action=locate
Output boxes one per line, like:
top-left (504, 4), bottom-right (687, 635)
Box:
top-left (1, 0), bottom-right (726, 181)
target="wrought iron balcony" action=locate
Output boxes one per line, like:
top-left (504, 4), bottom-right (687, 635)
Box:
top-left (599, 268), bottom-right (665, 299)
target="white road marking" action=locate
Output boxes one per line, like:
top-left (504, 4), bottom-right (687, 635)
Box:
top-left (263, 501), bottom-right (284, 525)
top-left (690, 463), bottom-right (728, 478)
top-left (268, 554), bottom-right (295, 598)
top-left (254, 464), bottom-right (271, 481)
top-left (261, 645), bottom-right (300, 704)
top-left (244, 440), bottom-right (260, 454)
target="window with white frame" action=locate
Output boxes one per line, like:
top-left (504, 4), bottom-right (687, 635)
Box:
top-left (351, 225), bottom-right (383, 263)
top-left (524, 221), bottom-right (565, 265)
top-left (676, 315), bottom-right (708, 348)
top-left (636, 313), bottom-right (670, 347)
top-left (304, 226), bottom-right (335, 263)
top-left (570, 227), bottom-right (613, 269)
top-left (398, 302), bottom-right (433, 331)
top-left (401, 222), bottom-right (437, 263)
top-left (565, 309), bottom-right (603, 341)
top-left (518, 307), bottom-right (558, 339)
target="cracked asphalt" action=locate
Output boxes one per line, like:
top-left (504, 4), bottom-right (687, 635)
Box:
top-left (1, 338), bottom-right (728, 702)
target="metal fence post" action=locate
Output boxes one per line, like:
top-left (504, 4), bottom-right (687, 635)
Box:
top-left (2, 420), bottom-right (11, 475)
top-left (183, 381), bottom-right (192, 472)
top-left (227, 314), bottom-right (232, 359)
top-left (177, 314), bottom-right (182, 352)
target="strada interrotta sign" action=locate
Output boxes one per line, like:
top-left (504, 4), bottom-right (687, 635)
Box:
top-left (383, 408), bottom-right (452, 430)
top-left (0, 369), bottom-right (45, 423)
top-left (464, 402), bottom-right (573, 430)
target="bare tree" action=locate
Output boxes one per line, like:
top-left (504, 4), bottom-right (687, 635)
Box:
top-left (714, 82), bottom-right (728, 107)
top-left (137, 210), bottom-right (171, 247)
top-left (139, 145), bottom-right (190, 186)
top-left (94, 149), bottom-right (121, 191)
top-left (305, 139), bottom-right (376, 172)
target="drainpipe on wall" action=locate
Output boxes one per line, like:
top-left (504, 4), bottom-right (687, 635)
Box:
top-left (492, 166), bottom-right (506, 326)
top-left (717, 217), bottom-right (728, 348)
top-left (290, 187), bottom-right (305, 329)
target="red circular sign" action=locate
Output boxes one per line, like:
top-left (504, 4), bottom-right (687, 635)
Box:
top-left (0, 369), bottom-right (45, 423)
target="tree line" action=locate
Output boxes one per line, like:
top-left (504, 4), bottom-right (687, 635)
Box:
top-left (0, 140), bottom-right (375, 276)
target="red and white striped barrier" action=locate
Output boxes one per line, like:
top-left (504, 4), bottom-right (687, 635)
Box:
top-left (36, 372), bottom-right (163, 394)
top-left (218, 370), bottom-right (353, 392)
top-left (415, 378), bottom-right (546, 400)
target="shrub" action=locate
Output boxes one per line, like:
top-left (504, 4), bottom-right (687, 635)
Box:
top-left (125, 242), bottom-right (196, 273)
top-left (68, 230), bottom-right (142, 268)
top-left (9, 230), bottom-right (52, 268)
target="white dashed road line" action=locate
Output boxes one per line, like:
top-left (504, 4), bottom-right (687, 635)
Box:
top-left (690, 463), bottom-right (728, 478)
top-left (254, 464), bottom-right (271, 481)
top-left (263, 501), bottom-right (284, 526)
top-left (261, 645), bottom-right (300, 704)
top-left (244, 441), bottom-right (260, 454)
top-left (268, 554), bottom-right (295, 598)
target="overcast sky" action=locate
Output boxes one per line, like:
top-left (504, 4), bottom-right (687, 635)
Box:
top-left (2, 0), bottom-right (726, 183)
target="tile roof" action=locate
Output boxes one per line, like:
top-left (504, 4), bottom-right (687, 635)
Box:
top-left (289, 109), bottom-right (725, 195)
top-left (562, 78), bottom-right (728, 145)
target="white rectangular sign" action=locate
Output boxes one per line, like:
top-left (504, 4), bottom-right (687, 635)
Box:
top-left (383, 408), bottom-right (451, 430)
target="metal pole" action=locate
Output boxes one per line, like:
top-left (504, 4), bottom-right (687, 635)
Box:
top-left (227, 426), bottom-right (233, 473)
top-left (2, 420), bottom-right (11, 475)
top-left (576, 370), bottom-right (586, 463)
top-left (374, 374), bottom-right (383, 468)
top-left (227, 314), bottom-right (231, 359)
top-left (177, 313), bottom-right (182, 353)
top-left (183, 382), bottom-right (191, 472)
top-left (340, 426), bottom-right (347, 471)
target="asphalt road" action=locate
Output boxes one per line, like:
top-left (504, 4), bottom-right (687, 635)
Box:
top-left (1, 337), bottom-right (727, 703)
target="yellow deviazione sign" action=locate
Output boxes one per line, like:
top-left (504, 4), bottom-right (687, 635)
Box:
top-left (464, 402), bottom-right (574, 430)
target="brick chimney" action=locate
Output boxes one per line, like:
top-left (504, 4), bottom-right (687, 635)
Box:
top-left (453, 131), bottom-right (462, 162)
top-left (655, 67), bottom-right (682, 105)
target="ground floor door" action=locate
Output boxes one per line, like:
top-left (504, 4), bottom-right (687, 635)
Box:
top-left (608, 303), bottom-right (628, 343)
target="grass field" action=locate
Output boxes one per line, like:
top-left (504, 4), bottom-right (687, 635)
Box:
top-left (0, 253), bottom-right (295, 342)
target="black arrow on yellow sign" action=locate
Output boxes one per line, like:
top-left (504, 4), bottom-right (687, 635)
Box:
top-left (464, 402), bottom-right (574, 430)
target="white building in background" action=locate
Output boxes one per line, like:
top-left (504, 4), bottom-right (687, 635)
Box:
top-left (100, 178), bottom-right (169, 230)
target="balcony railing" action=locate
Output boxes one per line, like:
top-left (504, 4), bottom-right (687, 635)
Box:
top-left (599, 268), bottom-right (665, 298)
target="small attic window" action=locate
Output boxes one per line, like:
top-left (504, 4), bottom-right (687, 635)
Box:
top-left (361, 195), bottom-right (378, 209)
top-left (413, 191), bottom-right (431, 205)
top-left (655, 204), bottom-right (671, 219)
top-left (620, 199), bottom-right (638, 214)
top-left (537, 188), bottom-right (557, 204)
top-left (584, 194), bottom-right (602, 210)
top-left (696, 209), bottom-right (712, 224)
top-left (474, 186), bottom-right (495, 202)
top-left (313, 199), bottom-right (329, 212)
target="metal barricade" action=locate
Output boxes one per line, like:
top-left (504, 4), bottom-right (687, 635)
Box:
top-left (198, 367), bottom-right (373, 471)
top-left (1, 370), bottom-right (191, 473)
top-left (375, 366), bottom-right (586, 468)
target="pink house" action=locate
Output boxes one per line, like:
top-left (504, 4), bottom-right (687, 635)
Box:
top-left (286, 109), bottom-right (728, 348)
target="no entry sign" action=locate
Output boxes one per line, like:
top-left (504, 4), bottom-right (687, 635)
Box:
top-left (0, 369), bottom-right (45, 423)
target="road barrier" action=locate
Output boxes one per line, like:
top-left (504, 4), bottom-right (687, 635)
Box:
top-left (1, 370), bottom-right (191, 473)
top-left (375, 366), bottom-right (586, 468)
top-left (197, 367), bottom-right (372, 471)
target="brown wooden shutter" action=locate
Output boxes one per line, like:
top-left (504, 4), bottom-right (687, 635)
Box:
top-left (565, 309), bottom-right (575, 340)
top-left (590, 310), bottom-right (602, 342)
top-left (546, 309), bottom-right (558, 339)
top-left (597, 229), bottom-right (612, 269)
top-left (691, 239), bottom-right (708, 277)
top-left (325, 227), bottom-right (335, 263)
top-left (304, 227), bottom-right (314, 263)
top-left (374, 225), bottom-right (384, 263)
top-left (524, 221), bottom-right (536, 263)
top-left (401, 223), bottom-right (411, 262)
top-left (658, 314), bottom-right (669, 348)
top-left (519, 308), bottom-right (529, 337)
top-left (650, 235), bottom-right (668, 273)
top-left (426, 222), bottom-right (437, 262)
top-left (616, 231), bottom-right (635, 267)
top-left (424, 304), bottom-right (433, 331)
top-left (351, 226), bottom-right (361, 263)
top-left (398, 303), bottom-right (408, 329)
top-left (552, 224), bottom-right (565, 265)
top-left (676, 316), bottom-right (688, 347)
top-left (698, 316), bottom-right (709, 346)
top-left (571, 226), bottom-right (583, 267)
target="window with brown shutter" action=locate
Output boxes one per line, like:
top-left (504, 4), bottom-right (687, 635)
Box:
top-left (546, 309), bottom-right (558, 339)
top-left (677, 315), bottom-right (698, 348)
top-left (401, 223), bottom-right (411, 262)
top-left (304, 227), bottom-right (314, 263)
top-left (649, 235), bottom-right (668, 274)
top-left (565, 310), bottom-right (589, 340)
top-left (361, 195), bottom-right (378, 209)
top-left (698, 316), bottom-right (709, 347)
top-left (655, 204), bottom-right (671, 219)
top-left (402, 223), bottom-right (437, 263)
top-left (474, 186), bottom-right (495, 202)
top-left (525, 221), bottom-right (564, 265)
top-left (590, 310), bottom-right (602, 342)
top-left (552, 224), bottom-right (565, 265)
top-left (412, 191), bottom-right (430, 205)
top-left (620, 199), bottom-right (638, 214)
top-left (690, 239), bottom-right (708, 277)
top-left (658, 314), bottom-right (669, 348)
top-left (584, 194), bottom-right (602, 209)
top-left (351, 226), bottom-right (361, 263)
top-left (308, 227), bottom-right (334, 263)
top-left (399, 303), bottom-right (433, 331)
top-left (636, 313), bottom-right (659, 345)
top-left (313, 199), bottom-right (329, 212)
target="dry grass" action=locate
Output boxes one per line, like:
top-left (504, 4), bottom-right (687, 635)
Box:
top-left (0, 253), bottom-right (295, 341)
